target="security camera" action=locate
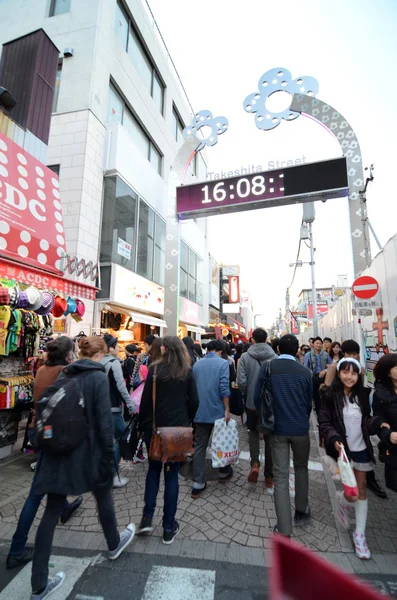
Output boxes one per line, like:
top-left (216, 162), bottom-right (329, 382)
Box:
top-left (0, 86), bottom-right (17, 111)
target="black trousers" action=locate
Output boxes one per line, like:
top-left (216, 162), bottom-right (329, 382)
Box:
top-left (312, 374), bottom-right (325, 415)
top-left (31, 486), bottom-right (119, 593)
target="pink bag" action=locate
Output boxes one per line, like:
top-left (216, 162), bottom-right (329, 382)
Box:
top-left (139, 364), bottom-right (148, 382)
top-left (338, 447), bottom-right (358, 498)
top-left (130, 382), bottom-right (145, 413)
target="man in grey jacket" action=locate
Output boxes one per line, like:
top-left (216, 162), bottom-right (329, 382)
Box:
top-left (102, 334), bottom-right (135, 488)
top-left (237, 328), bottom-right (276, 486)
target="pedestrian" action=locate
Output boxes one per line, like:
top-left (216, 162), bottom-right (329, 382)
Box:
top-left (323, 339), bottom-right (387, 499)
top-left (234, 343), bottom-right (243, 367)
top-left (323, 337), bottom-right (332, 353)
top-left (373, 354), bottom-right (397, 493)
top-left (237, 328), bottom-right (276, 486)
top-left (254, 334), bottom-right (312, 537)
top-left (308, 337), bottom-right (314, 349)
top-left (30, 336), bottom-right (135, 599)
top-left (319, 357), bottom-right (388, 559)
top-left (123, 344), bottom-right (140, 392)
top-left (297, 344), bottom-right (309, 365)
top-left (328, 341), bottom-right (343, 364)
top-left (193, 342), bottom-right (203, 359)
top-left (272, 338), bottom-right (280, 355)
top-left (137, 336), bottom-right (199, 544)
top-left (101, 334), bottom-right (136, 488)
top-left (182, 335), bottom-right (200, 366)
top-left (191, 339), bottom-right (232, 498)
top-left (131, 334), bottom-right (156, 389)
top-left (6, 337), bottom-right (83, 571)
top-left (304, 336), bottom-right (333, 415)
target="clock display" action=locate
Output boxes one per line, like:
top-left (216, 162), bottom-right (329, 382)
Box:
top-left (176, 157), bottom-right (348, 219)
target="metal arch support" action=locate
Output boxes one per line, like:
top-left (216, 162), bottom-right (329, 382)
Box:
top-left (290, 93), bottom-right (370, 276)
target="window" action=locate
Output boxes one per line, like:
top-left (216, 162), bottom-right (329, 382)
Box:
top-left (172, 107), bottom-right (184, 142)
top-left (49, 0), bottom-right (71, 16)
top-left (137, 200), bottom-right (154, 281)
top-left (52, 60), bottom-right (63, 113)
top-left (153, 215), bottom-right (166, 286)
top-left (115, 1), bottom-right (165, 114)
top-left (180, 241), bottom-right (203, 305)
top-left (107, 84), bottom-right (162, 175)
top-left (47, 165), bottom-right (60, 176)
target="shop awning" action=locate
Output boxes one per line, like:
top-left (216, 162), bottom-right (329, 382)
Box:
top-left (103, 304), bottom-right (167, 328)
top-left (180, 323), bottom-right (206, 335)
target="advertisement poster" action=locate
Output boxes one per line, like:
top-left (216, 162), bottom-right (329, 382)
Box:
top-left (117, 237), bottom-right (131, 260)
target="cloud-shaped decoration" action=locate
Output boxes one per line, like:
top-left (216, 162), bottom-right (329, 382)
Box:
top-left (243, 68), bottom-right (319, 131)
top-left (183, 110), bottom-right (229, 151)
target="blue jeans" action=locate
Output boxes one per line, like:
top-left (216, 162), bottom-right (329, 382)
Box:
top-left (9, 455), bottom-right (69, 557)
top-left (112, 412), bottom-right (126, 474)
top-left (143, 433), bottom-right (179, 531)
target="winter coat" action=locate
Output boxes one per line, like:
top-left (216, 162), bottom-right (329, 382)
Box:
top-left (101, 354), bottom-right (134, 414)
top-left (237, 343), bottom-right (276, 410)
top-left (373, 383), bottom-right (397, 465)
top-left (319, 389), bottom-right (382, 462)
top-left (34, 360), bottom-right (114, 496)
top-left (139, 365), bottom-right (199, 431)
top-left (123, 356), bottom-right (136, 392)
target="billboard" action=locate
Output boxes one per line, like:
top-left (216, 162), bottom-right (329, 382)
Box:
top-left (307, 303), bottom-right (329, 319)
top-left (0, 132), bottom-right (67, 273)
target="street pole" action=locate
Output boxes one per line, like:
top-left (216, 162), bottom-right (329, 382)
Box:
top-left (308, 221), bottom-right (318, 336)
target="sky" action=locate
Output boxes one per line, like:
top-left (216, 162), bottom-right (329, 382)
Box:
top-left (147, 0), bottom-right (397, 327)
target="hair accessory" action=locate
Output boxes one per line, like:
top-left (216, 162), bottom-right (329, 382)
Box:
top-left (337, 357), bottom-right (361, 372)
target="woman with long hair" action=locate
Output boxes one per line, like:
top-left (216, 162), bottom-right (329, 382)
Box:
top-left (373, 354), bottom-right (397, 492)
top-left (137, 336), bottom-right (199, 545)
top-left (319, 358), bottom-right (388, 559)
top-left (182, 335), bottom-right (200, 367)
top-left (29, 336), bottom-right (135, 598)
top-left (329, 341), bottom-right (343, 363)
top-left (131, 335), bottom-right (156, 390)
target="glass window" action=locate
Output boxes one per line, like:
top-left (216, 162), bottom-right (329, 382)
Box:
top-left (137, 200), bottom-right (154, 281)
top-left (107, 85), bottom-right (123, 125)
top-left (47, 165), bottom-right (60, 177)
top-left (153, 245), bottom-right (165, 286)
top-left (128, 26), bottom-right (152, 92)
top-left (123, 109), bottom-right (150, 158)
top-left (152, 72), bottom-right (163, 115)
top-left (100, 177), bottom-right (137, 272)
top-left (50, 0), bottom-right (71, 16)
top-left (172, 107), bottom-right (184, 142)
top-left (114, 2), bottom-right (128, 49)
top-left (52, 60), bottom-right (62, 112)
top-left (180, 269), bottom-right (188, 299)
top-left (155, 215), bottom-right (166, 250)
top-left (180, 241), bottom-right (188, 271)
top-left (149, 144), bottom-right (162, 175)
top-left (180, 242), bottom-right (203, 305)
top-left (188, 276), bottom-right (196, 302)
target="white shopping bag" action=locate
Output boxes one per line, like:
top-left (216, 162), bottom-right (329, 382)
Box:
top-left (338, 447), bottom-right (358, 498)
top-left (211, 418), bottom-right (240, 468)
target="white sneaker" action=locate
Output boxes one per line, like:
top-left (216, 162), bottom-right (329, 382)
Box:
top-left (113, 475), bottom-right (129, 488)
top-left (353, 531), bottom-right (371, 559)
top-left (108, 524), bottom-right (136, 560)
top-left (336, 493), bottom-right (351, 529)
top-left (31, 572), bottom-right (65, 599)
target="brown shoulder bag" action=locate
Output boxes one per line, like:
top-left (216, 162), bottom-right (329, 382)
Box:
top-left (149, 365), bottom-right (194, 463)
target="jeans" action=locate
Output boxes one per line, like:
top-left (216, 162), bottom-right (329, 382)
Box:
top-left (192, 423), bottom-right (231, 490)
top-left (31, 486), bottom-right (119, 593)
top-left (9, 456), bottom-right (69, 558)
top-left (112, 412), bottom-right (126, 473)
top-left (246, 409), bottom-right (273, 478)
top-left (270, 433), bottom-right (310, 536)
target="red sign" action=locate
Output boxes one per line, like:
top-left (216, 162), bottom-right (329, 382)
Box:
top-left (352, 275), bottom-right (379, 299)
top-left (0, 132), bottom-right (66, 274)
top-left (0, 259), bottom-right (97, 300)
top-left (53, 319), bottom-right (67, 333)
top-left (229, 275), bottom-right (240, 303)
top-left (307, 303), bottom-right (329, 319)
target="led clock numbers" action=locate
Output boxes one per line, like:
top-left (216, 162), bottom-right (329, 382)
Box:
top-left (200, 174), bottom-right (283, 204)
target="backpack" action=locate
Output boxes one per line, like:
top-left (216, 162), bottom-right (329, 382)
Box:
top-left (36, 373), bottom-right (89, 454)
top-left (257, 362), bottom-right (275, 434)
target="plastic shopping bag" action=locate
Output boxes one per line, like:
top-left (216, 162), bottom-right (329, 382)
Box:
top-left (211, 418), bottom-right (240, 468)
top-left (130, 381), bottom-right (145, 413)
top-left (338, 447), bottom-right (358, 498)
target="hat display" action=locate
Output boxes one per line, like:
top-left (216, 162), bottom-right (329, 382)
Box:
top-left (64, 297), bottom-right (77, 316)
top-left (26, 287), bottom-right (43, 311)
top-left (0, 287), bottom-right (10, 306)
top-left (36, 292), bottom-right (55, 316)
top-left (16, 290), bottom-right (29, 309)
top-left (75, 299), bottom-right (85, 317)
top-left (52, 296), bottom-right (68, 318)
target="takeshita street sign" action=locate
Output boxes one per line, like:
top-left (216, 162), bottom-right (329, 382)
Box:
top-left (176, 157), bottom-right (348, 219)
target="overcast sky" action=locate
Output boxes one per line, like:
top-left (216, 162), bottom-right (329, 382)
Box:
top-left (148, 0), bottom-right (397, 327)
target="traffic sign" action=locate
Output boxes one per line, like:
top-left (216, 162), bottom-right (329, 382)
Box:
top-left (352, 275), bottom-right (379, 299)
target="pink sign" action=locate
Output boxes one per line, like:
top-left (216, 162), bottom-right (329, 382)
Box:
top-left (180, 297), bottom-right (199, 325)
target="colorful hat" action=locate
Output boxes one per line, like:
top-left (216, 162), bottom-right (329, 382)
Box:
top-left (0, 287), bottom-right (10, 306)
top-left (52, 296), bottom-right (68, 318)
top-left (63, 297), bottom-right (77, 316)
top-left (75, 299), bottom-right (85, 317)
top-left (36, 292), bottom-right (55, 316)
top-left (16, 290), bottom-right (29, 309)
top-left (26, 287), bottom-right (43, 311)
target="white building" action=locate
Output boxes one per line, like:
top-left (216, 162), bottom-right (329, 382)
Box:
top-left (0, 0), bottom-right (209, 344)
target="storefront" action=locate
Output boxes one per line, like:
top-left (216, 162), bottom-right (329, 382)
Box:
top-left (178, 297), bottom-right (206, 340)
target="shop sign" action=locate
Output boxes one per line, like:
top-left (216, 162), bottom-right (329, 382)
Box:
top-left (229, 276), bottom-right (240, 303)
top-left (215, 325), bottom-right (222, 339)
top-left (0, 259), bottom-right (97, 300)
top-left (179, 296), bottom-right (199, 325)
top-left (0, 132), bottom-right (67, 274)
top-left (307, 303), bottom-right (329, 319)
top-left (222, 303), bottom-right (240, 313)
top-left (222, 265), bottom-right (239, 277)
top-left (117, 237), bottom-right (131, 260)
top-left (53, 319), bottom-right (67, 333)
top-left (240, 326), bottom-right (246, 334)
top-left (112, 264), bottom-right (164, 315)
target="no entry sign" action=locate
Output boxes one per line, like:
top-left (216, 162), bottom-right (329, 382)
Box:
top-left (352, 275), bottom-right (379, 299)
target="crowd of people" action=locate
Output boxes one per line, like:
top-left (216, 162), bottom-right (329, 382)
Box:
top-left (3, 329), bottom-right (397, 599)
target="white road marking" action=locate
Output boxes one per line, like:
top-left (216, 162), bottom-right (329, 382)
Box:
top-left (75, 595), bottom-right (104, 600)
top-left (142, 566), bottom-right (215, 600)
top-left (0, 555), bottom-right (91, 600)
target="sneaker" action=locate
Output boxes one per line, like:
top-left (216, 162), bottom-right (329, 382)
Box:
top-left (163, 521), bottom-right (180, 545)
top-left (336, 493), bottom-right (351, 529)
top-left (113, 475), bottom-right (129, 488)
top-left (219, 467), bottom-right (233, 482)
top-left (31, 572), bottom-right (65, 599)
top-left (137, 517), bottom-right (153, 535)
top-left (60, 495), bottom-right (83, 524)
top-left (265, 477), bottom-right (274, 489)
top-left (191, 482), bottom-right (207, 499)
top-left (273, 525), bottom-right (291, 538)
top-left (353, 531), bottom-right (371, 560)
top-left (248, 463), bottom-right (260, 483)
top-left (294, 505), bottom-right (311, 526)
top-left (6, 546), bottom-right (34, 569)
top-left (108, 524), bottom-right (136, 560)
top-left (134, 450), bottom-right (146, 463)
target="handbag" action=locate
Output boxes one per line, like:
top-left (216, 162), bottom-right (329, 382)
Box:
top-left (149, 365), bottom-right (194, 463)
top-left (258, 362), bottom-right (275, 434)
top-left (338, 447), bottom-right (358, 498)
top-left (229, 386), bottom-right (244, 416)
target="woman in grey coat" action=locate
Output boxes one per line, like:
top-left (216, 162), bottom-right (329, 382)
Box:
top-left (30, 336), bottom-right (135, 600)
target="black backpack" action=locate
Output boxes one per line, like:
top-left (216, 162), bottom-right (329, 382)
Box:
top-left (36, 373), bottom-right (89, 454)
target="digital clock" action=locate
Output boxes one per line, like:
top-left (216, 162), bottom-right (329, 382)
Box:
top-left (176, 157), bottom-right (348, 219)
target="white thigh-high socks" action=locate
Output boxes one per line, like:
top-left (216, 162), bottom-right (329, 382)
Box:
top-left (354, 499), bottom-right (368, 534)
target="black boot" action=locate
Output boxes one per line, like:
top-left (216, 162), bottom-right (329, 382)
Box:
top-left (60, 495), bottom-right (83, 524)
top-left (366, 470), bottom-right (387, 499)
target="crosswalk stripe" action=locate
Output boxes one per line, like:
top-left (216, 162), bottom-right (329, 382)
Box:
top-left (0, 555), bottom-right (91, 600)
top-left (141, 566), bottom-right (216, 600)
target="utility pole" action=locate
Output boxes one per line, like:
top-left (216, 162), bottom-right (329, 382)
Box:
top-left (302, 203), bottom-right (318, 336)
top-left (285, 287), bottom-right (290, 333)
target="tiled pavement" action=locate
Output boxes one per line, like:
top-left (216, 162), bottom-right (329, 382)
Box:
top-left (1, 416), bottom-right (397, 576)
